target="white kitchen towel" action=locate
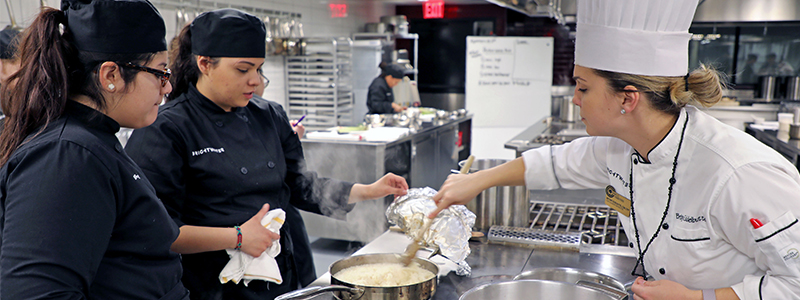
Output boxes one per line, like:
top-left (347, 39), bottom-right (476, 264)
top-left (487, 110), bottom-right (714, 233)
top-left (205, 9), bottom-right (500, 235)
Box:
top-left (219, 208), bottom-right (286, 286)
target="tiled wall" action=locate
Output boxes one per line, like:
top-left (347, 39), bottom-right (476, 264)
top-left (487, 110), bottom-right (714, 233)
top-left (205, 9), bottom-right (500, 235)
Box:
top-left (2, 0), bottom-right (395, 108)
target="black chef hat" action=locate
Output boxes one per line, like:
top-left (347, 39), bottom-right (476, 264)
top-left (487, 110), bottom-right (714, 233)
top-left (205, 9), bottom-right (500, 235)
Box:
top-left (0, 26), bottom-right (20, 59)
top-left (384, 63), bottom-right (405, 79)
top-left (61, 0), bottom-right (167, 54)
top-left (190, 9), bottom-right (266, 58)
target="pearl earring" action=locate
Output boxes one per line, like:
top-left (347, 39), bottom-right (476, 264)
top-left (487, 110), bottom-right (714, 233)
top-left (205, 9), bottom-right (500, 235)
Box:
top-left (620, 109), bottom-right (626, 115)
top-left (108, 84), bottom-right (115, 91)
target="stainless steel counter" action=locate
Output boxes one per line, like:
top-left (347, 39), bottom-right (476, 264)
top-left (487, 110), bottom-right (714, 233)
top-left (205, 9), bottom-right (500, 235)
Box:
top-left (504, 116), bottom-right (587, 157)
top-left (745, 123), bottom-right (800, 169)
top-left (303, 231), bottom-right (637, 300)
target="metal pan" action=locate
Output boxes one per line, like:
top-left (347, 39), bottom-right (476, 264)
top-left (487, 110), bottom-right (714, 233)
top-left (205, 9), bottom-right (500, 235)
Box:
top-left (459, 279), bottom-right (621, 300)
top-left (275, 253), bottom-right (439, 300)
top-left (513, 267), bottom-right (628, 300)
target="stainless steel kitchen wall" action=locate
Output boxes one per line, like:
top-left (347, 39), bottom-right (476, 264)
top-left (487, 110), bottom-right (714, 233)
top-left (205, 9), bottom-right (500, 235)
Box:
top-left (694, 0), bottom-right (800, 22)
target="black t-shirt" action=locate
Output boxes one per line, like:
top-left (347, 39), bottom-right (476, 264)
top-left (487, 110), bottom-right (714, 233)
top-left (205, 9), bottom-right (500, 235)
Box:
top-left (0, 101), bottom-right (187, 299)
top-left (126, 85), bottom-right (354, 299)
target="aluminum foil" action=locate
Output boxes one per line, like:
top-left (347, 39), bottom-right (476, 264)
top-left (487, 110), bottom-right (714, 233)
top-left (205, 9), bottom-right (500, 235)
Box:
top-left (385, 187), bottom-right (476, 265)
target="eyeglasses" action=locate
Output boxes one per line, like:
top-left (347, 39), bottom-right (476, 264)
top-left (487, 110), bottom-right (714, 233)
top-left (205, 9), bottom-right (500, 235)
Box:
top-left (118, 62), bottom-right (172, 87)
top-left (258, 70), bottom-right (270, 88)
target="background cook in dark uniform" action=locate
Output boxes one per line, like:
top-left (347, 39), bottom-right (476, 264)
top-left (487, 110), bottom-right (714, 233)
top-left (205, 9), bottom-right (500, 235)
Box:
top-left (0, 1), bottom-right (188, 299)
top-left (124, 9), bottom-right (408, 300)
top-left (366, 62), bottom-right (405, 114)
top-left (0, 26), bottom-right (20, 119)
top-left (0, 26), bottom-right (20, 87)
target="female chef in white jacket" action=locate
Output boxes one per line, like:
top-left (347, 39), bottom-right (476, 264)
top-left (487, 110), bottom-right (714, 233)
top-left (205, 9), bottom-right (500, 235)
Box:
top-left (430, 0), bottom-right (800, 299)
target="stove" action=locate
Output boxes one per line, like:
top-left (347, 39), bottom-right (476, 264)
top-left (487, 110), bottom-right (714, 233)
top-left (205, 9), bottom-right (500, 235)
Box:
top-left (488, 200), bottom-right (635, 257)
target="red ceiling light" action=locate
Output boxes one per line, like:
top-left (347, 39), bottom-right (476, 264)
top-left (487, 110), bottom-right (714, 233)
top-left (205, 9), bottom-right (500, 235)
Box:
top-left (423, 1), bottom-right (444, 19)
top-left (329, 3), bottom-right (348, 18)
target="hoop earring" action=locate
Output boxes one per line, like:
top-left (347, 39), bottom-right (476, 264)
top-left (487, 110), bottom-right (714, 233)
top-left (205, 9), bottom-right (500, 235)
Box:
top-left (108, 84), bottom-right (115, 91)
top-left (621, 109), bottom-right (626, 115)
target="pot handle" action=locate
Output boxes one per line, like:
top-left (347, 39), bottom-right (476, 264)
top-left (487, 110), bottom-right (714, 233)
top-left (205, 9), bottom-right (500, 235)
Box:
top-left (576, 280), bottom-right (629, 300)
top-left (275, 285), bottom-right (364, 300)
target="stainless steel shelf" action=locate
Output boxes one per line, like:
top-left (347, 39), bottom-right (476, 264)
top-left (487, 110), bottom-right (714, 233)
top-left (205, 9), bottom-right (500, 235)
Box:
top-left (285, 37), bottom-right (355, 131)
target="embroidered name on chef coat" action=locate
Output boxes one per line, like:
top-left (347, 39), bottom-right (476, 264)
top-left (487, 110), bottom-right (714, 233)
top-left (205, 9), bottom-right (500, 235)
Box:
top-left (606, 167), bottom-right (630, 188)
top-left (191, 147), bottom-right (225, 156)
top-left (675, 213), bottom-right (706, 223)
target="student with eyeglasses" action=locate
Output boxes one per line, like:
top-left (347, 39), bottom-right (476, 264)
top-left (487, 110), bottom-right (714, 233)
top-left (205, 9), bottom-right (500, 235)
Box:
top-left (0, 0), bottom-right (188, 299)
top-left (124, 9), bottom-right (408, 299)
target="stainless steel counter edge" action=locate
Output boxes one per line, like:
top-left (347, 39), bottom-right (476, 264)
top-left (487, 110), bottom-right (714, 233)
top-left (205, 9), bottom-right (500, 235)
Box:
top-left (301, 115), bottom-right (473, 147)
top-left (504, 116), bottom-right (550, 153)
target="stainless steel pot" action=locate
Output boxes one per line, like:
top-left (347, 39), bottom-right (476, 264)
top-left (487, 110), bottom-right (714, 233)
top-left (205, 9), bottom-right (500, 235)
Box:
top-left (460, 159), bottom-right (529, 231)
top-left (275, 253), bottom-right (439, 300)
top-left (758, 76), bottom-right (777, 100)
top-left (514, 267), bottom-right (628, 298)
top-left (558, 95), bottom-right (581, 122)
top-left (787, 76), bottom-right (800, 101)
top-left (790, 124), bottom-right (800, 139)
top-left (459, 279), bottom-right (623, 300)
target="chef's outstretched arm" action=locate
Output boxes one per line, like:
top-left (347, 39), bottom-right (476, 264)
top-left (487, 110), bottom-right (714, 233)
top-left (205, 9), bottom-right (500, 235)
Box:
top-left (631, 277), bottom-right (739, 300)
top-left (348, 173), bottom-right (409, 203)
top-left (429, 157), bottom-right (526, 218)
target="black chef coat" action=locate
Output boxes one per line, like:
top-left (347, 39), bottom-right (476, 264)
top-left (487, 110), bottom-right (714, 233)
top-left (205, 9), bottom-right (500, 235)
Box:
top-left (367, 76), bottom-right (394, 114)
top-left (0, 101), bottom-right (188, 299)
top-left (125, 84), bottom-right (355, 300)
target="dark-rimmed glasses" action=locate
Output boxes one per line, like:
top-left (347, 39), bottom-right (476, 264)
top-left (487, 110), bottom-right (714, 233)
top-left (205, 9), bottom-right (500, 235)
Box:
top-left (258, 70), bottom-right (270, 88)
top-left (118, 62), bottom-right (171, 87)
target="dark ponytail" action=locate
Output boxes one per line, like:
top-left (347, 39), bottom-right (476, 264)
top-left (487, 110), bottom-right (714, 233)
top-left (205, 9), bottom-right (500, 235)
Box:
top-left (168, 24), bottom-right (218, 101)
top-left (168, 24), bottom-right (197, 101)
top-left (0, 8), bottom-right (73, 165)
top-left (0, 7), bottom-right (156, 165)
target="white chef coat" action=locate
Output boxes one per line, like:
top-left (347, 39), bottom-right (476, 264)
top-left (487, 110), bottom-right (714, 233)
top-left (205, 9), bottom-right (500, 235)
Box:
top-left (522, 106), bottom-right (800, 299)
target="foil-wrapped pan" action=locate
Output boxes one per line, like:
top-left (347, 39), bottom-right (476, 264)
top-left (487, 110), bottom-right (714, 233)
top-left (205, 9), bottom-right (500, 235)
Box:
top-left (386, 187), bottom-right (476, 264)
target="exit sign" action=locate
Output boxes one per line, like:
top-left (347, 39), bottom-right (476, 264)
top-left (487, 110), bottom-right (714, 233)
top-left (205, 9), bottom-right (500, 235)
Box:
top-left (329, 3), bottom-right (347, 18)
top-left (423, 1), bottom-right (444, 19)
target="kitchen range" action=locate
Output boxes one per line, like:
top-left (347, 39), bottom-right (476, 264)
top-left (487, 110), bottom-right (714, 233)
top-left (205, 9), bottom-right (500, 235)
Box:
top-left (296, 195), bottom-right (638, 300)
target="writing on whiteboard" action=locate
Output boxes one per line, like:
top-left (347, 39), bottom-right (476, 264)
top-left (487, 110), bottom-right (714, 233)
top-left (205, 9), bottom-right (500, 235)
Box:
top-left (465, 36), bottom-right (553, 128)
top-left (468, 39), bottom-right (541, 86)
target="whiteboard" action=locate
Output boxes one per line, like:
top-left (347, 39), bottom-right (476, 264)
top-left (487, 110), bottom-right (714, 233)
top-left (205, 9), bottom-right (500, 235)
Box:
top-left (465, 36), bottom-right (554, 128)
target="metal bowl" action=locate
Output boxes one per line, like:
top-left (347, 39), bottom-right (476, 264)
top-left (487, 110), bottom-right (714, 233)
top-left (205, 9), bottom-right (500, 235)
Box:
top-left (513, 267), bottom-right (626, 294)
top-left (365, 114), bottom-right (386, 128)
top-left (435, 110), bottom-right (448, 120)
top-left (459, 279), bottom-right (621, 300)
top-left (393, 113), bottom-right (412, 127)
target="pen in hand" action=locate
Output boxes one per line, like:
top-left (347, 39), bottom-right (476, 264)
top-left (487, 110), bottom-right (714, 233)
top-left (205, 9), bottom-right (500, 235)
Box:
top-left (293, 115), bottom-right (306, 127)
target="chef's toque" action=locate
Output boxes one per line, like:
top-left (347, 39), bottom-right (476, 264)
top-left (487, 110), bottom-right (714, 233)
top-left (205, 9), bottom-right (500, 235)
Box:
top-left (575, 0), bottom-right (700, 77)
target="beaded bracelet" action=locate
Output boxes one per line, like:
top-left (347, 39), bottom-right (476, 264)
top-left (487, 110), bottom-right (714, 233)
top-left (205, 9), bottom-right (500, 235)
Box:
top-left (234, 225), bottom-right (242, 250)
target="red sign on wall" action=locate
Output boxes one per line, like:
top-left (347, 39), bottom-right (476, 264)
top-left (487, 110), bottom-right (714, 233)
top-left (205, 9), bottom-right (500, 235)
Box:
top-left (423, 1), bottom-right (444, 19)
top-left (329, 3), bottom-right (348, 18)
